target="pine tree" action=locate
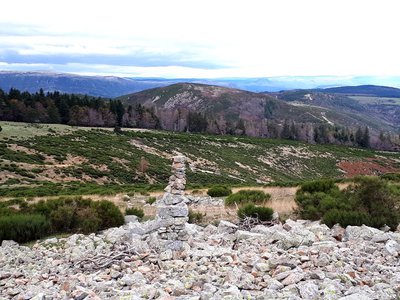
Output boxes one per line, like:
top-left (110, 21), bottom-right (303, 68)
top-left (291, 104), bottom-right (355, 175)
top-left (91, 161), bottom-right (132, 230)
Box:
top-left (281, 120), bottom-right (291, 139)
top-left (362, 126), bottom-right (370, 148)
top-left (355, 126), bottom-right (363, 146)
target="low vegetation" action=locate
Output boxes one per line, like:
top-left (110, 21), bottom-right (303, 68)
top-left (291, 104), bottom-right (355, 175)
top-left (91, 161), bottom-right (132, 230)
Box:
top-left (296, 177), bottom-right (400, 229)
top-left (0, 214), bottom-right (50, 243)
top-left (125, 207), bottom-right (144, 219)
top-left (146, 197), bottom-right (157, 205)
top-left (225, 190), bottom-right (271, 206)
top-left (237, 203), bottom-right (274, 221)
top-left (1, 122), bottom-right (399, 198)
top-left (188, 209), bottom-right (204, 224)
top-left (207, 186), bottom-right (232, 197)
top-left (0, 197), bottom-right (124, 243)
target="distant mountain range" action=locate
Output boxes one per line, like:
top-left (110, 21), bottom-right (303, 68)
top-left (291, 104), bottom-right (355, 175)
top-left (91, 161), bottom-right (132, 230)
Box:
top-left (1, 70), bottom-right (399, 150)
top-left (317, 85), bottom-right (400, 98)
top-left (1, 71), bottom-right (400, 97)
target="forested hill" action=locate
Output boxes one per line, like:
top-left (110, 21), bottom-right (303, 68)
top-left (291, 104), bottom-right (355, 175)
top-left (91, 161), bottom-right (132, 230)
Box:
top-left (1, 86), bottom-right (399, 151)
top-left (0, 88), bottom-right (159, 128)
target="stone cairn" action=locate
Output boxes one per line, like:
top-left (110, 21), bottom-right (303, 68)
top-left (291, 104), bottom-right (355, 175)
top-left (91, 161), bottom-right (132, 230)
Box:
top-left (157, 155), bottom-right (189, 241)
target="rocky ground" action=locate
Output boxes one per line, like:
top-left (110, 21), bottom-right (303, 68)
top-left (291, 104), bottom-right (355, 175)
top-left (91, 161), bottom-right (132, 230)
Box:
top-left (1, 218), bottom-right (400, 300)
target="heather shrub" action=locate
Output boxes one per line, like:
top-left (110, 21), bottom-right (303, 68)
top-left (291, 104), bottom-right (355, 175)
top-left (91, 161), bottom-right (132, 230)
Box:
top-left (92, 200), bottom-right (124, 229)
top-left (237, 203), bottom-right (274, 221)
top-left (296, 177), bottom-right (400, 229)
top-left (188, 209), bottom-right (204, 224)
top-left (125, 207), bottom-right (144, 219)
top-left (0, 214), bottom-right (50, 243)
top-left (146, 197), bottom-right (156, 205)
top-left (298, 179), bottom-right (337, 194)
top-left (225, 190), bottom-right (271, 206)
top-left (50, 205), bottom-right (75, 232)
top-left (323, 209), bottom-right (370, 228)
top-left (75, 208), bottom-right (101, 234)
top-left (207, 186), bottom-right (232, 197)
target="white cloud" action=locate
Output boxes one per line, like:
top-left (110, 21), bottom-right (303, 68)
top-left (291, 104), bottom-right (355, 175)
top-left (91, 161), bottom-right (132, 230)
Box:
top-left (0, 0), bottom-right (399, 77)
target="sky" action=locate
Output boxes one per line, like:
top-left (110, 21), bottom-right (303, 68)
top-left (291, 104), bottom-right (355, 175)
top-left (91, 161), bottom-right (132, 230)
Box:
top-left (0, 0), bottom-right (399, 78)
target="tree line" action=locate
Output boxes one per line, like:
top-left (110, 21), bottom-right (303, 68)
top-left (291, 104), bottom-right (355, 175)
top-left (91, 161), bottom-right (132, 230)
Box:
top-left (0, 88), bottom-right (159, 129)
top-left (1, 88), bottom-right (399, 150)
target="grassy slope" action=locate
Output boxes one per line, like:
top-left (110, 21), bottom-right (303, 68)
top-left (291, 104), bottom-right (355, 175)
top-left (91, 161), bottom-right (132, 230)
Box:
top-left (1, 121), bottom-right (399, 197)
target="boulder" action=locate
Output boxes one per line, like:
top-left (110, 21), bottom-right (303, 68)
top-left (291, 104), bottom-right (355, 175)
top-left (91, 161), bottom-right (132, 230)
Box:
top-left (345, 225), bottom-right (383, 241)
top-left (124, 215), bottom-right (139, 224)
top-left (218, 220), bottom-right (238, 234)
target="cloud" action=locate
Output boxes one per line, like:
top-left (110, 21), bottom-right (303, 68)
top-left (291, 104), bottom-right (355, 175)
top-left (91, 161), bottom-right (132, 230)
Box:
top-left (0, 50), bottom-right (227, 69)
top-left (0, 0), bottom-right (399, 78)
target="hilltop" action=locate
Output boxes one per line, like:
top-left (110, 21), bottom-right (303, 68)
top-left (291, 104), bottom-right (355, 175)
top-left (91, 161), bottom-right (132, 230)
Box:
top-left (121, 83), bottom-right (400, 150)
top-left (273, 86), bottom-right (400, 136)
top-left (319, 85), bottom-right (400, 97)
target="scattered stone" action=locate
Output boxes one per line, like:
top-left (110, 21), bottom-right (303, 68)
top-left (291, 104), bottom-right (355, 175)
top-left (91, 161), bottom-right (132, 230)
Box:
top-left (124, 215), bottom-right (139, 224)
top-left (218, 220), bottom-right (238, 234)
top-left (385, 240), bottom-right (400, 256)
top-left (1, 216), bottom-right (399, 299)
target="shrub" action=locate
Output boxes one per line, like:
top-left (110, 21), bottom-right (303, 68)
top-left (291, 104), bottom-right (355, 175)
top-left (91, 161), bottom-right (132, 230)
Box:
top-left (207, 186), bottom-right (232, 197)
top-left (30, 197), bottom-right (124, 232)
top-left (380, 173), bottom-right (400, 182)
top-left (237, 203), bottom-right (274, 221)
top-left (188, 209), bottom-right (204, 224)
top-left (75, 208), bottom-right (101, 234)
top-left (93, 200), bottom-right (124, 229)
top-left (322, 209), bottom-right (370, 228)
top-left (296, 176), bottom-right (400, 230)
top-left (0, 214), bottom-right (50, 243)
top-left (146, 197), bottom-right (156, 205)
top-left (125, 207), bottom-right (144, 219)
top-left (298, 179), bottom-right (337, 194)
top-left (225, 190), bottom-right (271, 206)
top-left (50, 205), bottom-right (75, 232)
top-left (347, 176), bottom-right (400, 229)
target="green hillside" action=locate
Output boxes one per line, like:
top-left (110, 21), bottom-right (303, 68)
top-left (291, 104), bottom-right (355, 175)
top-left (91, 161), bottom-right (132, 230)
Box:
top-left (1, 121), bottom-right (399, 197)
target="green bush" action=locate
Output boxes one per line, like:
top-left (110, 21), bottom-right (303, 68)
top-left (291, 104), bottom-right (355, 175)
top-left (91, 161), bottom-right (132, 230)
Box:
top-left (225, 190), bottom-right (271, 206)
top-left (322, 209), bottom-right (370, 228)
top-left (380, 173), bottom-right (400, 182)
top-left (237, 203), bottom-right (274, 221)
top-left (50, 205), bottom-right (75, 232)
top-left (298, 179), bottom-right (337, 194)
top-left (207, 186), bottom-right (232, 197)
top-left (188, 209), bottom-right (204, 224)
top-left (296, 177), bottom-right (400, 230)
top-left (30, 197), bottom-right (124, 233)
top-left (348, 176), bottom-right (400, 229)
top-left (0, 214), bottom-right (50, 243)
top-left (125, 207), bottom-right (144, 219)
top-left (75, 208), bottom-right (101, 234)
top-left (93, 200), bottom-right (124, 229)
top-left (146, 197), bottom-right (156, 205)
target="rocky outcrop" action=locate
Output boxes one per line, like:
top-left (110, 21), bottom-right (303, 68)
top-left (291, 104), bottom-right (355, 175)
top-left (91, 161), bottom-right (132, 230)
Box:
top-left (1, 219), bottom-right (400, 299)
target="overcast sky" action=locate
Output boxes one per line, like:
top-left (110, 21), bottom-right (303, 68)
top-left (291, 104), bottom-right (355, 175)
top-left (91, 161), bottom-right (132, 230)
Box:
top-left (0, 0), bottom-right (399, 78)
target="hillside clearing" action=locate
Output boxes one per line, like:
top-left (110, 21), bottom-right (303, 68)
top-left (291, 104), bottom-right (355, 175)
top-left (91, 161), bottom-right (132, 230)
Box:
top-left (1, 121), bottom-right (399, 198)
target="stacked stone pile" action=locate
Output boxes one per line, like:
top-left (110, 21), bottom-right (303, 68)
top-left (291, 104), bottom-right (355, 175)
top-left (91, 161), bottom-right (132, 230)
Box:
top-left (156, 155), bottom-right (189, 241)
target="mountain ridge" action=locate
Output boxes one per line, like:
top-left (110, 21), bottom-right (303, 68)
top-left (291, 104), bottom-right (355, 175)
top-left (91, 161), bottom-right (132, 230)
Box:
top-left (1, 71), bottom-right (400, 97)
